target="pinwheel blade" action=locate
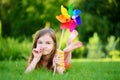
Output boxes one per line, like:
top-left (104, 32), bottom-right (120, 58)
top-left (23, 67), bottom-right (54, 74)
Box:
top-left (69, 20), bottom-right (77, 32)
top-left (73, 9), bottom-right (81, 16)
top-left (56, 15), bottom-right (66, 23)
top-left (61, 5), bottom-right (70, 19)
top-left (68, 3), bottom-right (73, 16)
top-left (76, 16), bottom-right (81, 25)
top-left (61, 22), bottom-right (70, 29)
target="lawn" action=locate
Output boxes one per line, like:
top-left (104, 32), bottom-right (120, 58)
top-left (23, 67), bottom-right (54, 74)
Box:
top-left (0, 59), bottom-right (120, 80)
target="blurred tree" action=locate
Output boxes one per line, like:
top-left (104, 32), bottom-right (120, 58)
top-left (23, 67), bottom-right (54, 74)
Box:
top-left (1, 0), bottom-right (120, 47)
top-left (0, 0), bottom-right (68, 38)
top-left (0, 20), bottom-right (2, 38)
top-left (1, 0), bottom-right (44, 37)
top-left (105, 36), bottom-right (120, 58)
top-left (87, 32), bottom-right (105, 58)
top-left (76, 0), bottom-right (120, 41)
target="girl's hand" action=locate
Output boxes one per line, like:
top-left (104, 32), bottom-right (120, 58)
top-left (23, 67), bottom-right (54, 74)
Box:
top-left (32, 48), bottom-right (43, 62)
top-left (53, 54), bottom-right (63, 66)
top-left (53, 53), bottom-right (65, 74)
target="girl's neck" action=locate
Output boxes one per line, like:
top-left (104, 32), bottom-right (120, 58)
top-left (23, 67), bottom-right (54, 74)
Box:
top-left (41, 55), bottom-right (50, 67)
top-left (41, 60), bottom-right (48, 67)
top-left (42, 54), bottom-right (51, 61)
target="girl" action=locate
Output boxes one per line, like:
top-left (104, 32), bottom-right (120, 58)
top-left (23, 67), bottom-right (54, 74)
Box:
top-left (25, 28), bottom-right (82, 74)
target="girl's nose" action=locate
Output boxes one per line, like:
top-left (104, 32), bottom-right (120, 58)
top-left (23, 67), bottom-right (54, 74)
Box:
top-left (42, 44), bottom-right (46, 48)
top-left (40, 47), bottom-right (44, 51)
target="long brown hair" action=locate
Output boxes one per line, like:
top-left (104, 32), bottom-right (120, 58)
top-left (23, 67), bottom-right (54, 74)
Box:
top-left (27, 28), bottom-right (57, 70)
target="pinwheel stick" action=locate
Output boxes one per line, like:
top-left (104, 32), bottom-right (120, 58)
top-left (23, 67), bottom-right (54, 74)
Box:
top-left (53, 29), bottom-right (64, 76)
top-left (58, 29), bottom-right (65, 49)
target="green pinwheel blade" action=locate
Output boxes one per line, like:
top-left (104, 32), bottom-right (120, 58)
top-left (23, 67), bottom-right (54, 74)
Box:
top-left (68, 3), bottom-right (73, 16)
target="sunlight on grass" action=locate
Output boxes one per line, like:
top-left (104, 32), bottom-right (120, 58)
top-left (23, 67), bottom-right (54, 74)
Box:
top-left (72, 58), bottom-right (120, 62)
top-left (0, 60), bottom-right (120, 80)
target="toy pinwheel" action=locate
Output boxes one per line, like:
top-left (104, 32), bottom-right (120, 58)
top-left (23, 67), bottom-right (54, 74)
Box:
top-left (53, 4), bottom-right (82, 75)
top-left (56, 3), bottom-right (81, 49)
top-left (56, 3), bottom-right (81, 32)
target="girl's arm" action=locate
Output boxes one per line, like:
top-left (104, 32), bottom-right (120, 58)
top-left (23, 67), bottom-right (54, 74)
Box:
top-left (25, 48), bottom-right (42, 73)
top-left (25, 57), bottom-right (41, 73)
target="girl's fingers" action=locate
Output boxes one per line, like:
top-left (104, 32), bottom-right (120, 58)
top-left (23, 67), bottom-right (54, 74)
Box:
top-left (33, 48), bottom-right (43, 54)
top-left (53, 57), bottom-right (62, 64)
top-left (33, 48), bottom-right (39, 53)
top-left (32, 48), bottom-right (43, 58)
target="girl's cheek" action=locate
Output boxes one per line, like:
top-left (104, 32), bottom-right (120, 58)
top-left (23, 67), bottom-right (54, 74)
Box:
top-left (36, 44), bottom-right (42, 48)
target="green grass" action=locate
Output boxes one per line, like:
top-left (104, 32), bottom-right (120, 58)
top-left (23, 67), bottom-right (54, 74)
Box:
top-left (0, 59), bottom-right (120, 80)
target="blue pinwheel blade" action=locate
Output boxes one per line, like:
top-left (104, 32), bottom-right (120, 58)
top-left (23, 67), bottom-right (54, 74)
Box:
top-left (76, 16), bottom-right (81, 25)
top-left (73, 9), bottom-right (81, 16)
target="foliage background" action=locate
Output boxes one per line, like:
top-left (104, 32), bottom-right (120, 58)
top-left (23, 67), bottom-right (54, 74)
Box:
top-left (0, 0), bottom-right (120, 60)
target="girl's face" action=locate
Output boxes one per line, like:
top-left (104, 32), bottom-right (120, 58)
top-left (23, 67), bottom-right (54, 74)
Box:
top-left (36, 33), bottom-right (54, 55)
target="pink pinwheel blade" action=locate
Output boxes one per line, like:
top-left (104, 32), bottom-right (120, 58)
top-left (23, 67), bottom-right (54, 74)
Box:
top-left (69, 20), bottom-right (77, 32)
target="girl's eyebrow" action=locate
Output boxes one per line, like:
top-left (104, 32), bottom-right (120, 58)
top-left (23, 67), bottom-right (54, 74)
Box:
top-left (46, 41), bottom-right (52, 42)
top-left (38, 40), bottom-right (53, 43)
top-left (37, 38), bottom-right (53, 42)
top-left (37, 40), bottom-right (42, 42)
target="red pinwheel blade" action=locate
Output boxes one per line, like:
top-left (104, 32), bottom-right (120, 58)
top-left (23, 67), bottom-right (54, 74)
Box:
top-left (61, 22), bottom-right (71, 29)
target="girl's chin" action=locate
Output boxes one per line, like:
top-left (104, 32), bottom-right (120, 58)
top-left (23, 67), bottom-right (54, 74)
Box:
top-left (42, 52), bottom-right (50, 55)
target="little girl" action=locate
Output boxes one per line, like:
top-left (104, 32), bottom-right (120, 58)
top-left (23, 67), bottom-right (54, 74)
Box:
top-left (25, 28), bottom-right (82, 74)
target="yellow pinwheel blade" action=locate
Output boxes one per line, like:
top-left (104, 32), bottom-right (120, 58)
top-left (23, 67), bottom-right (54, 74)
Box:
top-left (61, 5), bottom-right (70, 19)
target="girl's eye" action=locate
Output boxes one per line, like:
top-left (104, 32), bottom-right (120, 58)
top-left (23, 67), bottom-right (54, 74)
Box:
top-left (46, 42), bottom-right (51, 44)
top-left (38, 41), bottom-right (42, 44)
